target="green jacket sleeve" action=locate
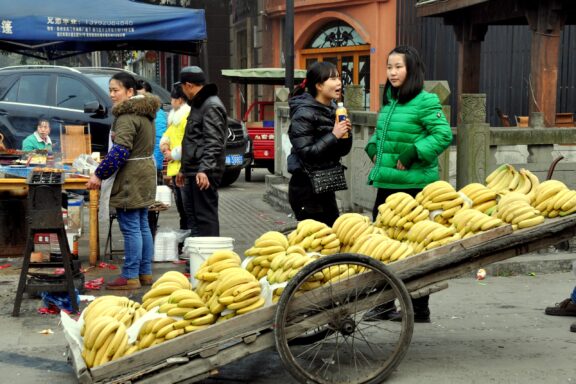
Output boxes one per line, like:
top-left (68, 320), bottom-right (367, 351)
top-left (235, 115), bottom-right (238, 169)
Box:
top-left (413, 93), bottom-right (452, 164)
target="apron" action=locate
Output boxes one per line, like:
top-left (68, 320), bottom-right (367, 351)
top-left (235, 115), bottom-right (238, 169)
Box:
top-left (98, 156), bottom-right (153, 221)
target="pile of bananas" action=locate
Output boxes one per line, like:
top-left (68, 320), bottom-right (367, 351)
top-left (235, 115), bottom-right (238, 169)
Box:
top-left (141, 271), bottom-right (193, 310)
top-left (532, 180), bottom-right (575, 218)
top-left (136, 315), bottom-right (201, 351)
top-left (374, 192), bottom-right (429, 240)
top-left (485, 164), bottom-right (540, 197)
top-left (349, 233), bottom-right (414, 263)
top-left (244, 231), bottom-right (288, 280)
top-left (81, 296), bottom-right (145, 337)
top-left (195, 250), bottom-right (242, 302)
top-left (495, 192), bottom-right (544, 229)
top-left (452, 208), bottom-right (505, 238)
top-left (287, 219), bottom-right (341, 255)
top-left (459, 183), bottom-right (498, 214)
top-left (416, 181), bottom-right (465, 225)
top-left (332, 213), bottom-right (374, 251)
top-left (82, 315), bottom-right (136, 368)
top-left (405, 219), bottom-right (461, 253)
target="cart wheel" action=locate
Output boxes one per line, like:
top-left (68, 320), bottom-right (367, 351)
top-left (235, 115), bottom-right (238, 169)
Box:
top-left (274, 253), bottom-right (413, 384)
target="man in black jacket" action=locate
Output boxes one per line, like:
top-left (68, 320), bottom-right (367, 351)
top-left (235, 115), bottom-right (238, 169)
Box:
top-left (176, 66), bottom-right (227, 236)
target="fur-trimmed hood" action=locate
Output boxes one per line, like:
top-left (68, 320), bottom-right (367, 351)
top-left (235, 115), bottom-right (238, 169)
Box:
top-left (112, 94), bottom-right (162, 119)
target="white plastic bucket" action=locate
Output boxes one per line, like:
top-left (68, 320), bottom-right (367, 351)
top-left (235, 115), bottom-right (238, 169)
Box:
top-left (184, 236), bottom-right (235, 286)
top-left (153, 232), bottom-right (179, 262)
top-left (155, 185), bottom-right (173, 207)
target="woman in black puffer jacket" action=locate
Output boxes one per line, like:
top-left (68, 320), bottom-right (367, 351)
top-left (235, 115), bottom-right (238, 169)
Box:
top-left (287, 62), bottom-right (352, 226)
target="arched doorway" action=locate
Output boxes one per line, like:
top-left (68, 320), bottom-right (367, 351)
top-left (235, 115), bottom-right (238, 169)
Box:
top-left (300, 21), bottom-right (370, 109)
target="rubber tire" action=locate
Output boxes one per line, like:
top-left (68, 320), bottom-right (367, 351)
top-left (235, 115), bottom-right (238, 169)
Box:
top-left (274, 253), bottom-right (414, 384)
top-left (219, 168), bottom-right (241, 188)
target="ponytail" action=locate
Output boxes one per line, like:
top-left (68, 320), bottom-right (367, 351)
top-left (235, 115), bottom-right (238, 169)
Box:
top-left (289, 78), bottom-right (307, 98)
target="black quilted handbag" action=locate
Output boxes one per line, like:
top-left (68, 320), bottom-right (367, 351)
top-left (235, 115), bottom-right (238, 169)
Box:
top-left (306, 164), bottom-right (348, 194)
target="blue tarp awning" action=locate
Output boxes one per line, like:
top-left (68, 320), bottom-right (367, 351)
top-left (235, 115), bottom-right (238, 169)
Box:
top-left (0, 0), bottom-right (206, 59)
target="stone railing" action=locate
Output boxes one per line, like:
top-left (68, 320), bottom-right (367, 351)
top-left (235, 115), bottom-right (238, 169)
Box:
top-left (271, 91), bottom-right (576, 213)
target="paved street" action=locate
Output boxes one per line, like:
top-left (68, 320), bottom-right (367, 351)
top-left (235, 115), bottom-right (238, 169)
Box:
top-left (0, 169), bottom-right (574, 383)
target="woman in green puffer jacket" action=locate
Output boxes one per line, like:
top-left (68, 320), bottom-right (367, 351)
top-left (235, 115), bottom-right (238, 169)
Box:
top-left (363, 45), bottom-right (452, 323)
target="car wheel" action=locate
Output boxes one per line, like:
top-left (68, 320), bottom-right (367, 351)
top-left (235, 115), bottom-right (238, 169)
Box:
top-left (220, 168), bottom-right (241, 188)
top-left (267, 162), bottom-right (275, 174)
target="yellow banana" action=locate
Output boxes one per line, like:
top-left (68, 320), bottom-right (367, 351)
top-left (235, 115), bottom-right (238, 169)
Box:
top-left (177, 298), bottom-right (205, 309)
top-left (138, 332), bottom-right (156, 350)
top-left (485, 164), bottom-right (508, 184)
top-left (167, 307), bottom-right (192, 318)
top-left (165, 328), bottom-right (185, 340)
top-left (156, 323), bottom-right (176, 339)
top-left (151, 317), bottom-right (176, 334)
top-left (517, 215), bottom-right (545, 229)
top-left (93, 319), bottom-right (121, 351)
top-left (151, 271), bottom-right (190, 289)
top-left (190, 313), bottom-right (215, 326)
top-left (236, 297), bottom-right (266, 315)
top-left (183, 306), bottom-right (211, 320)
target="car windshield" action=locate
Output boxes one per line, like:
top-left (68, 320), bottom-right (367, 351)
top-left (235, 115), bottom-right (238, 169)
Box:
top-left (83, 73), bottom-right (171, 105)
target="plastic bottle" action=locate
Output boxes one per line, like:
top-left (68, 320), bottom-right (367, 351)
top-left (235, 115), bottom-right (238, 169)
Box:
top-left (335, 102), bottom-right (349, 138)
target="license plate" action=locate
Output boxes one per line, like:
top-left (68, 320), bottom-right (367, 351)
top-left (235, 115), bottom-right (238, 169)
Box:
top-left (225, 154), bottom-right (243, 166)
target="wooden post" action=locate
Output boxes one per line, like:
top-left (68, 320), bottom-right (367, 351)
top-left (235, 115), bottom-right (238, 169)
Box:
top-left (525, 1), bottom-right (566, 127)
top-left (454, 23), bottom-right (487, 125)
top-left (456, 94), bottom-right (491, 189)
top-left (89, 189), bottom-right (100, 266)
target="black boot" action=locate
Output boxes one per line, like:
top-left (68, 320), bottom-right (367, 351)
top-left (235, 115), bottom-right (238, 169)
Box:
top-left (390, 295), bottom-right (431, 323)
top-left (362, 301), bottom-right (399, 322)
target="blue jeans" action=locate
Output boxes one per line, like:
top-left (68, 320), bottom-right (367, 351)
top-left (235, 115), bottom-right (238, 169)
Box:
top-left (571, 286), bottom-right (576, 303)
top-left (116, 208), bottom-right (153, 279)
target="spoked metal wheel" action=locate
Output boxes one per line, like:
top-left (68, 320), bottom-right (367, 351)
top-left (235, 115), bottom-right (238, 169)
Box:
top-left (274, 253), bottom-right (414, 384)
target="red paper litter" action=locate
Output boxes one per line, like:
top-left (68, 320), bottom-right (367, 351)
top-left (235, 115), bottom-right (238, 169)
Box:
top-left (183, 273), bottom-right (190, 278)
top-left (172, 260), bottom-right (187, 265)
top-left (98, 262), bottom-right (118, 270)
top-left (84, 277), bottom-right (105, 290)
top-left (0, 264), bottom-right (12, 269)
top-left (38, 305), bottom-right (60, 315)
top-left (54, 268), bottom-right (65, 275)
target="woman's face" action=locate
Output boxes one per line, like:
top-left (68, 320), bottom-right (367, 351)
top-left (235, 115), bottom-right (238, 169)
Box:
top-left (387, 53), bottom-right (407, 88)
top-left (171, 97), bottom-right (185, 110)
top-left (315, 72), bottom-right (342, 104)
top-left (109, 79), bottom-right (134, 105)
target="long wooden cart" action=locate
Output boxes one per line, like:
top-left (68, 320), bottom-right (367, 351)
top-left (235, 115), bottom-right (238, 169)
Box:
top-left (65, 215), bottom-right (576, 384)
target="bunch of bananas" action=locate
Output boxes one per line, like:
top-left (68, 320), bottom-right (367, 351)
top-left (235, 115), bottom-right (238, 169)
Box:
top-left (452, 208), bottom-right (505, 238)
top-left (136, 315), bottom-right (199, 351)
top-left (532, 180), bottom-right (569, 216)
top-left (459, 183), bottom-right (498, 214)
top-left (416, 181), bottom-right (464, 225)
top-left (349, 233), bottom-right (414, 263)
top-left (81, 296), bottom-right (144, 336)
top-left (141, 271), bottom-right (193, 310)
top-left (374, 192), bottom-right (429, 240)
top-left (267, 245), bottom-right (314, 284)
top-left (332, 213), bottom-right (373, 251)
top-left (321, 263), bottom-right (359, 284)
top-left (485, 164), bottom-right (541, 197)
top-left (287, 219), bottom-right (341, 255)
top-left (82, 316), bottom-right (134, 368)
top-left (210, 267), bottom-right (265, 318)
top-left (537, 187), bottom-right (576, 217)
top-left (494, 192), bottom-right (544, 229)
top-left (405, 219), bottom-right (461, 253)
top-left (244, 231), bottom-right (288, 280)
top-left (195, 250), bottom-right (242, 302)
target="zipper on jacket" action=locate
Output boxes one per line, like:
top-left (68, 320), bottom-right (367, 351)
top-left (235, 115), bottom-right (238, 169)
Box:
top-left (369, 100), bottom-right (397, 183)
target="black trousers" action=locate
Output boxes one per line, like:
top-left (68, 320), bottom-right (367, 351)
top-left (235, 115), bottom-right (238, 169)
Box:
top-left (172, 176), bottom-right (188, 230)
top-left (182, 175), bottom-right (219, 236)
top-left (288, 171), bottom-right (339, 227)
top-left (372, 187), bottom-right (422, 221)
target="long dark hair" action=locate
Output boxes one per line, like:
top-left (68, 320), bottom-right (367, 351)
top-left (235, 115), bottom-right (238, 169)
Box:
top-left (110, 72), bottom-right (138, 94)
top-left (382, 45), bottom-right (425, 105)
top-left (290, 61), bottom-right (339, 98)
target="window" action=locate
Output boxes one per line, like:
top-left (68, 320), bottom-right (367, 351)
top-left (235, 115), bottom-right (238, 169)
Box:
top-left (300, 21), bottom-right (370, 109)
top-left (56, 76), bottom-right (98, 110)
top-left (4, 75), bottom-right (50, 105)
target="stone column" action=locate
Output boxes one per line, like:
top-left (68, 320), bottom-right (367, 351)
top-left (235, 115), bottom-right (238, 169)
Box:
top-left (456, 93), bottom-right (491, 188)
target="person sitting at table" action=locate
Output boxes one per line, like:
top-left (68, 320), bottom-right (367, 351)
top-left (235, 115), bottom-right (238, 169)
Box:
top-left (22, 119), bottom-right (53, 152)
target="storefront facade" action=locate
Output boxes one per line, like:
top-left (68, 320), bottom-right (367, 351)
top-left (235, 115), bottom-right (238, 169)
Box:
top-left (264, 0), bottom-right (396, 111)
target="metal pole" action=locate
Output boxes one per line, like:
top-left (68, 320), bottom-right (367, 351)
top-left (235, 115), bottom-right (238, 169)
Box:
top-left (284, 0), bottom-right (294, 90)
